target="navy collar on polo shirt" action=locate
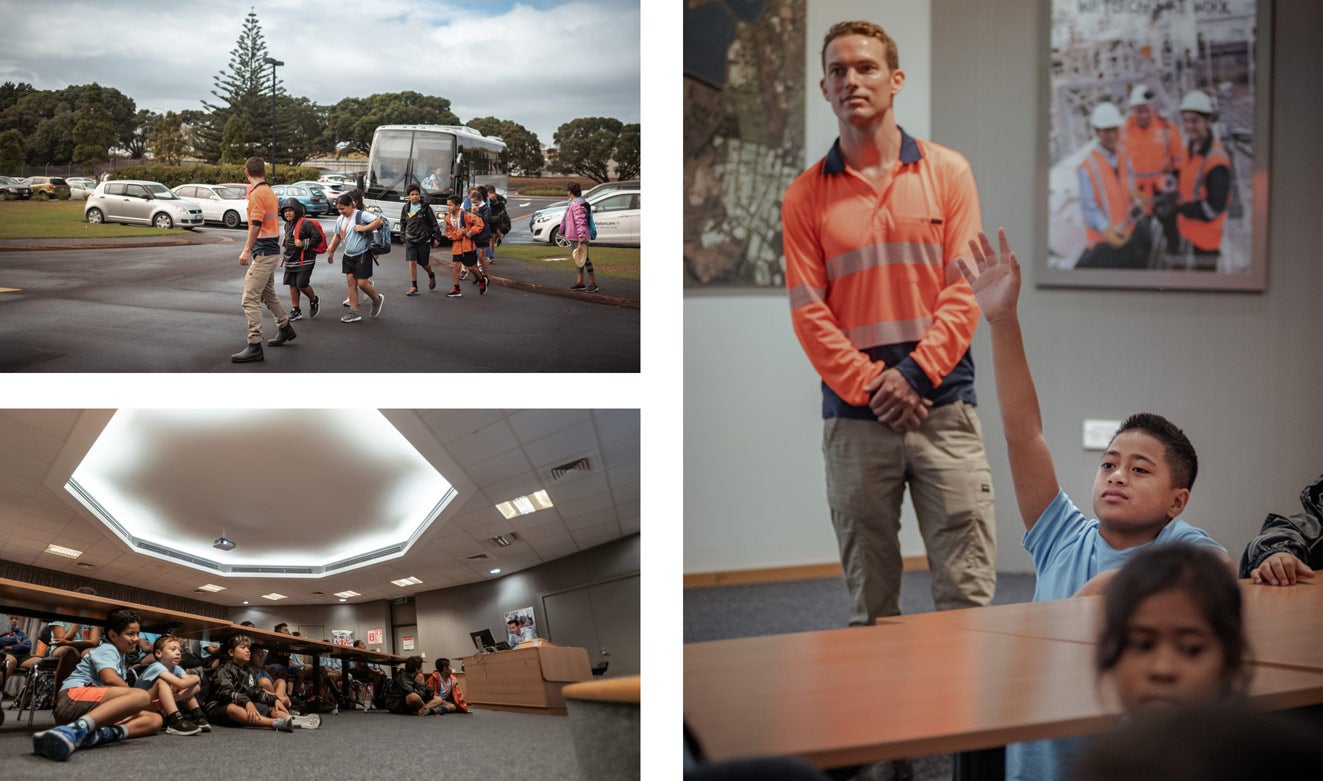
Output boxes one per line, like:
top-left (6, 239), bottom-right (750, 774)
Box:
top-left (823, 127), bottom-right (922, 175)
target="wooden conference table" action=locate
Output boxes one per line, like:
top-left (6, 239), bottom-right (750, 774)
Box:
top-left (683, 582), bottom-right (1323, 768)
top-left (0, 576), bottom-right (231, 636)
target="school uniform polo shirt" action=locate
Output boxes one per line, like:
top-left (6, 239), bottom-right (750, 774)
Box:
top-left (783, 129), bottom-right (983, 419)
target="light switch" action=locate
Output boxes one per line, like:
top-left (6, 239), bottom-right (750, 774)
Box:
top-left (1083, 420), bottom-right (1120, 450)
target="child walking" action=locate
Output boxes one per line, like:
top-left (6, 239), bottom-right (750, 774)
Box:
top-left (278, 196), bottom-right (322, 324)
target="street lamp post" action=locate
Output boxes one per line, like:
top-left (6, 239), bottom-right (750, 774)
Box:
top-left (262, 56), bottom-right (283, 179)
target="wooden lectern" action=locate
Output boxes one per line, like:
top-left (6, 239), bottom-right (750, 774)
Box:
top-left (459, 641), bottom-right (592, 715)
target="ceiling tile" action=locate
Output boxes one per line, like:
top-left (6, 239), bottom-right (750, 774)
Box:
top-left (0, 413), bottom-right (65, 464)
top-left (1, 410), bottom-right (82, 441)
top-left (419, 409), bottom-right (508, 444)
top-left (465, 447), bottom-right (534, 487)
top-left (555, 491), bottom-right (614, 518)
top-left (592, 409), bottom-right (640, 445)
top-left (447, 421), bottom-right (521, 465)
top-left (507, 409), bottom-right (592, 444)
top-left (522, 419), bottom-right (598, 470)
top-left (599, 432), bottom-right (641, 469)
top-left (546, 473), bottom-right (609, 503)
top-left (564, 506), bottom-right (618, 531)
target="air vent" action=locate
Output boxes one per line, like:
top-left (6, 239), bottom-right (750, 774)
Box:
top-left (466, 553), bottom-right (490, 560)
top-left (490, 533), bottom-right (521, 547)
top-left (136, 540), bottom-right (223, 571)
top-left (229, 565), bottom-right (317, 575)
top-left (328, 543), bottom-right (408, 571)
top-left (550, 457), bottom-right (592, 481)
top-left (75, 562), bottom-right (95, 568)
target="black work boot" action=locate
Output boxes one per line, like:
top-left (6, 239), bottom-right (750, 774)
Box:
top-left (231, 343), bottom-right (264, 362)
top-left (267, 323), bottom-right (297, 347)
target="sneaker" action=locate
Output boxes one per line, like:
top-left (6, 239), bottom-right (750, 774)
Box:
top-left (291, 713), bottom-right (321, 730)
top-left (342, 297), bottom-right (350, 307)
top-left (569, 283), bottom-right (586, 291)
top-left (272, 716), bottom-right (294, 732)
top-left (341, 310), bottom-right (362, 323)
top-left (32, 725), bottom-right (80, 761)
top-left (309, 297), bottom-right (320, 319)
top-left (190, 711), bottom-right (212, 733)
top-left (288, 307), bottom-right (303, 321)
top-left (586, 284), bottom-right (599, 293)
top-left (370, 295), bottom-right (385, 318)
top-left (446, 287), bottom-right (462, 298)
top-left (471, 273), bottom-right (480, 286)
top-left (459, 268), bottom-right (468, 281)
top-left (478, 278), bottom-right (487, 296)
top-left (165, 713), bottom-right (201, 736)
top-left (427, 274), bottom-right (436, 290)
top-left (78, 725), bottom-right (122, 748)
top-left (406, 286), bottom-right (419, 296)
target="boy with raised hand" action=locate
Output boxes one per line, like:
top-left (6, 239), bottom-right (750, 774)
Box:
top-left (954, 229), bottom-right (1233, 780)
top-left (134, 635), bottom-right (208, 735)
top-left (32, 608), bottom-right (163, 762)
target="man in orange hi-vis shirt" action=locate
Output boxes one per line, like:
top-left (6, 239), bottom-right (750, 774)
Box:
top-left (782, 20), bottom-right (996, 629)
top-left (232, 156), bottom-right (295, 363)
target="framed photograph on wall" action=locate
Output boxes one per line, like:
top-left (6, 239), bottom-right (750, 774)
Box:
top-left (1040, 0), bottom-right (1270, 291)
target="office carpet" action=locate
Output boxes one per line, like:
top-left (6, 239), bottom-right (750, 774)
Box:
top-left (683, 570), bottom-right (1039, 781)
top-left (0, 706), bottom-right (586, 780)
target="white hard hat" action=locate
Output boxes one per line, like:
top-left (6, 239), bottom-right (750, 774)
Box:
top-left (1178, 90), bottom-right (1215, 115)
top-left (1090, 102), bottom-right (1124, 129)
top-left (1128, 84), bottom-right (1154, 107)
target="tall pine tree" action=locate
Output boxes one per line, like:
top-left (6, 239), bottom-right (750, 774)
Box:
top-left (198, 9), bottom-right (288, 165)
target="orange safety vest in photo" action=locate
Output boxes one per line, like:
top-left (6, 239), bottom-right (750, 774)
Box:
top-left (1078, 146), bottom-right (1134, 249)
top-left (1177, 138), bottom-right (1231, 252)
top-left (1123, 114), bottom-right (1183, 194)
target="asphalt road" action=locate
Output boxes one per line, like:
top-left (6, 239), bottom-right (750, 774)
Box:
top-left (0, 225), bottom-right (639, 373)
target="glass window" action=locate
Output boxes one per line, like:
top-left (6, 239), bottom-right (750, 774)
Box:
top-left (126, 184), bottom-right (150, 199)
top-left (594, 194), bottom-right (632, 213)
top-left (106, 183), bottom-right (126, 195)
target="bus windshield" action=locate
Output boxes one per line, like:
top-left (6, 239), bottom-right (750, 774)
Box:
top-left (366, 129), bottom-right (456, 200)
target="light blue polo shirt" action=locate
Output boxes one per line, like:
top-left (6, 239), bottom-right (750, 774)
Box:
top-left (1006, 490), bottom-right (1227, 780)
top-left (61, 643), bottom-right (126, 690)
top-left (134, 661), bottom-right (185, 690)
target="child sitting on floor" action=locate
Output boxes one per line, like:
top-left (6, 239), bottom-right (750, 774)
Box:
top-left (426, 657), bottom-right (469, 714)
top-left (386, 655), bottom-right (447, 715)
top-left (204, 634), bottom-right (319, 732)
top-left (134, 635), bottom-right (209, 735)
top-left (32, 607), bottom-right (162, 762)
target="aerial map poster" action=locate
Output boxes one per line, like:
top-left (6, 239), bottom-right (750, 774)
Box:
top-left (1042, 0), bottom-right (1269, 291)
top-left (683, 0), bottom-right (806, 290)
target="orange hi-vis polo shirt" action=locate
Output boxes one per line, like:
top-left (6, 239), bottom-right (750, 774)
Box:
top-left (783, 131), bottom-right (982, 417)
top-left (247, 181), bottom-right (282, 256)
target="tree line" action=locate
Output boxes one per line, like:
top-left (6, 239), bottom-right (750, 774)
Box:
top-left (0, 10), bottom-right (638, 183)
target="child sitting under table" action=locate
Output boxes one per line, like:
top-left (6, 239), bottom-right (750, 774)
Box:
top-left (954, 229), bottom-right (1235, 780)
top-left (134, 635), bottom-right (209, 735)
top-left (205, 634), bottom-right (319, 732)
top-left (31, 608), bottom-right (162, 762)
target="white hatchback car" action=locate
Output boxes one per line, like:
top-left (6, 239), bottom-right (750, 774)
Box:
top-left (84, 180), bottom-right (204, 229)
top-left (66, 177), bottom-right (98, 199)
top-left (173, 183), bottom-right (249, 229)
top-left (530, 189), bottom-right (641, 247)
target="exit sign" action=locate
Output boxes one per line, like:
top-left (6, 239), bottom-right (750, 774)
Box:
top-left (393, 596), bottom-right (410, 604)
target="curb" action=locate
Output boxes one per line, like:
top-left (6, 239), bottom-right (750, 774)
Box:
top-left (488, 275), bottom-right (639, 308)
top-left (0, 234), bottom-right (234, 252)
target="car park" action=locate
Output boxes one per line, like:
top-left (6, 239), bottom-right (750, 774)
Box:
top-left (530, 179), bottom-right (641, 218)
top-left (66, 177), bottom-right (98, 199)
top-left (24, 175), bottom-right (72, 200)
top-left (289, 181), bottom-right (337, 209)
top-left (172, 183), bottom-right (249, 229)
top-left (84, 180), bottom-right (204, 229)
top-left (529, 188), bottom-right (640, 247)
top-left (0, 175), bottom-right (33, 200)
top-left (270, 184), bottom-right (329, 216)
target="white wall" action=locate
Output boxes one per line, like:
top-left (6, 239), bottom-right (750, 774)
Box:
top-left (685, 1), bottom-right (934, 574)
top-left (686, 0), bottom-right (1323, 575)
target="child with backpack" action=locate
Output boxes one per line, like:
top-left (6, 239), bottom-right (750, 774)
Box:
top-left (487, 188), bottom-right (512, 255)
top-left (560, 182), bottom-right (599, 293)
top-left (325, 192), bottom-right (386, 323)
top-left (399, 184), bottom-right (443, 296)
top-left (278, 197), bottom-right (325, 325)
top-left (443, 194), bottom-right (489, 297)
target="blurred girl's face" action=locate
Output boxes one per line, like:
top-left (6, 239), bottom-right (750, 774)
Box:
top-left (1113, 588), bottom-right (1228, 711)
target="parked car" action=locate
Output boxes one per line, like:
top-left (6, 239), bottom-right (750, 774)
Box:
top-left (84, 180), bottom-right (204, 229)
top-left (24, 175), bottom-right (72, 200)
top-left (270, 184), bottom-right (329, 216)
top-left (219, 182), bottom-right (251, 195)
top-left (66, 177), bottom-right (98, 199)
top-left (289, 181), bottom-right (336, 209)
top-left (0, 175), bottom-right (33, 200)
top-left (172, 183), bottom-right (249, 229)
top-left (529, 188), bottom-right (640, 247)
top-left (531, 179), bottom-right (641, 216)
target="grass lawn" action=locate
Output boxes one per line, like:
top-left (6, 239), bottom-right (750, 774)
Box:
top-left (0, 200), bottom-right (189, 239)
top-left (495, 244), bottom-right (639, 282)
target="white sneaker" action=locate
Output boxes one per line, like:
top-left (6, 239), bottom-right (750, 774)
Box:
top-left (291, 714), bottom-right (321, 730)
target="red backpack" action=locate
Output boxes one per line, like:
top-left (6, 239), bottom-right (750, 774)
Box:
top-left (295, 217), bottom-right (329, 255)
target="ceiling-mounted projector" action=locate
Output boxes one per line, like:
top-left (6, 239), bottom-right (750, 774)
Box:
top-left (213, 535), bottom-right (236, 551)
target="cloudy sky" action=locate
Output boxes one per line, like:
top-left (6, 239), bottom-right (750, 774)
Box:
top-left (0, 0), bottom-right (640, 144)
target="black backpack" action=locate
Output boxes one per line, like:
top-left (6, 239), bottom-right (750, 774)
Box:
top-left (490, 195), bottom-right (512, 233)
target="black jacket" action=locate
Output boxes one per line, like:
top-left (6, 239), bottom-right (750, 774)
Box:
top-left (1239, 474), bottom-right (1323, 576)
top-left (399, 201), bottom-right (443, 244)
top-left (385, 668), bottom-right (431, 710)
top-left (281, 198), bottom-right (319, 267)
top-left (208, 660), bottom-right (277, 709)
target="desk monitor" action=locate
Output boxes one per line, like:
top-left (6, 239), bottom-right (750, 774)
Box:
top-left (470, 628), bottom-right (496, 652)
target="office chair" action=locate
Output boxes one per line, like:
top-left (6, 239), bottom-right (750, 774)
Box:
top-left (591, 661), bottom-right (608, 677)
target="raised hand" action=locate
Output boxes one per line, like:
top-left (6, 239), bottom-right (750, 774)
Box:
top-left (955, 228), bottom-right (1020, 324)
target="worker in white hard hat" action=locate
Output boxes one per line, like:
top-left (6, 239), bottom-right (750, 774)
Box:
top-left (1173, 89), bottom-right (1232, 264)
top-left (1122, 84), bottom-right (1184, 205)
top-left (1074, 101), bottom-right (1149, 268)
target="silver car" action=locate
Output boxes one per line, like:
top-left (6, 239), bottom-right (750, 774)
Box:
top-left (173, 183), bottom-right (249, 229)
top-left (67, 177), bottom-right (98, 199)
top-left (84, 180), bottom-right (204, 229)
top-left (530, 189), bottom-right (641, 247)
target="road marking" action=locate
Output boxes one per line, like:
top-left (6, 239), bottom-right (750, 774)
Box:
top-left (0, 287), bottom-right (20, 293)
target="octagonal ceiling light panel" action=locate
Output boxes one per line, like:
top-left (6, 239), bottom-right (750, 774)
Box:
top-left (65, 409), bottom-right (458, 577)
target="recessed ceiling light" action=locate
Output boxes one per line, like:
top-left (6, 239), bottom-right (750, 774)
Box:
top-left (242, 600), bottom-right (249, 605)
top-left (196, 584), bottom-right (226, 592)
top-left (333, 591), bottom-right (361, 599)
top-left (490, 568), bottom-right (501, 574)
top-left (45, 544), bottom-right (83, 559)
top-left (339, 598), bottom-right (347, 603)
top-left (261, 593), bottom-right (287, 601)
top-left (390, 577), bottom-right (423, 587)
top-left (495, 489), bottom-right (554, 519)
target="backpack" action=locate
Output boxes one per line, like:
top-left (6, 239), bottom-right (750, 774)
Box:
top-left (294, 217), bottom-right (328, 256)
top-left (584, 201), bottom-right (598, 241)
top-left (361, 211), bottom-right (392, 255)
top-left (473, 203), bottom-right (492, 244)
top-left (490, 195), bottom-right (512, 233)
